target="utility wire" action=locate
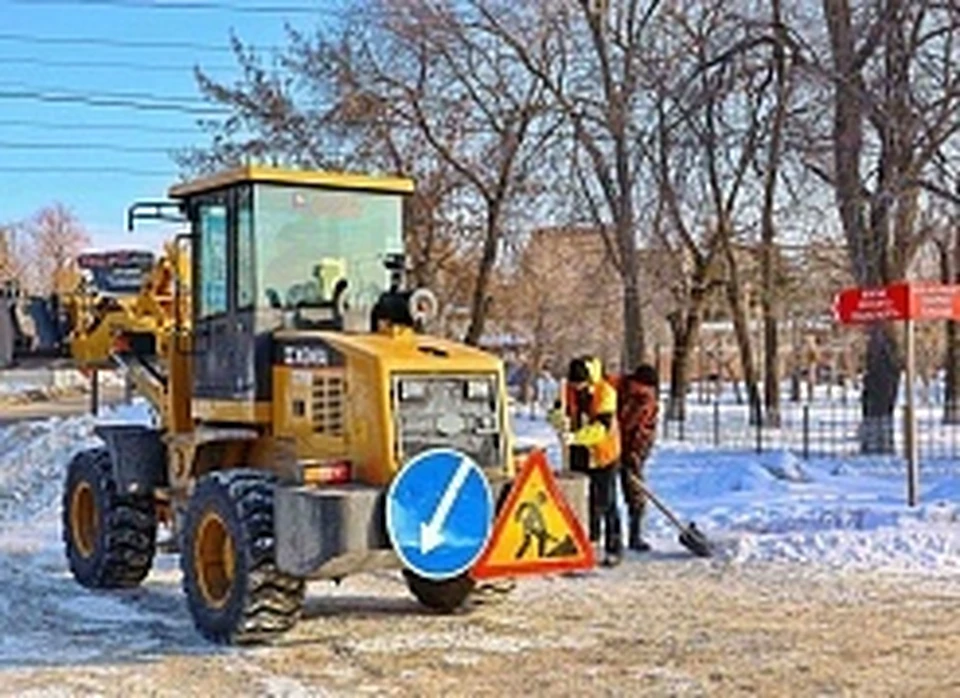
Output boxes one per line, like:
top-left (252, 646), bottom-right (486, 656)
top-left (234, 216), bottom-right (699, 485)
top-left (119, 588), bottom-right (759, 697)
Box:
top-left (0, 88), bottom-right (226, 115)
top-left (0, 80), bottom-right (217, 106)
top-left (0, 141), bottom-right (180, 154)
top-left (1, 166), bottom-right (173, 176)
top-left (0, 118), bottom-right (203, 135)
top-left (9, 0), bottom-right (343, 15)
top-left (0, 55), bottom-right (234, 73)
top-left (0, 30), bottom-right (260, 53)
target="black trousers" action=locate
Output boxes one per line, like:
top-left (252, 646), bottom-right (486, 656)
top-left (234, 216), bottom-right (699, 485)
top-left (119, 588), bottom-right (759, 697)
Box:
top-left (570, 447), bottom-right (621, 554)
top-left (589, 466), bottom-right (622, 554)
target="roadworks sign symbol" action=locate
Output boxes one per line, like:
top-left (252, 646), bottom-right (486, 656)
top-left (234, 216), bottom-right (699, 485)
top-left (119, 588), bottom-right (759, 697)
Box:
top-left (471, 449), bottom-right (595, 579)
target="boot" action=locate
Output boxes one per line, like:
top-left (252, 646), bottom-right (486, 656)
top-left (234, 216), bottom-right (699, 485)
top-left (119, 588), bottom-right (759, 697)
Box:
top-left (628, 512), bottom-right (651, 553)
top-left (601, 552), bottom-right (622, 568)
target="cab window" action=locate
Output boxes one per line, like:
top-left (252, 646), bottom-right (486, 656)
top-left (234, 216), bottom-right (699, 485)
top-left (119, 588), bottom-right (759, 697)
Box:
top-left (198, 202), bottom-right (228, 317)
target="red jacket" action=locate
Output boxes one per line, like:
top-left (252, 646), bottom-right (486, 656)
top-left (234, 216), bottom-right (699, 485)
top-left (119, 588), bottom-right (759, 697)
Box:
top-left (617, 377), bottom-right (659, 464)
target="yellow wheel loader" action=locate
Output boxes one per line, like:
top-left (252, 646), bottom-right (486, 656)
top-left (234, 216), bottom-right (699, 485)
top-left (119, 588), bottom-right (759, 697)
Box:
top-left (60, 166), bottom-right (589, 644)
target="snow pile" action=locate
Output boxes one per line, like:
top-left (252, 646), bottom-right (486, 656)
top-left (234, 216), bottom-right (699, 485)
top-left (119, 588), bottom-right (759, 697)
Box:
top-left (672, 461), bottom-right (783, 497)
top-left (0, 401), bottom-right (154, 523)
top-left (510, 412), bottom-right (960, 577)
top-left (0, 403), bottom-right (955, 578)
top-left (760, 450), bottom-right (811, 483)
top-left (731, 524), bottom-right (960, 575)
top-left (926, 479), bottom-right (960, 502)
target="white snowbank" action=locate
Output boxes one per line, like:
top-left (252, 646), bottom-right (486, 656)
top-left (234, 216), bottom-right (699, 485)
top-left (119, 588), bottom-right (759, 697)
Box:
top-left (510, 411), bottom-right (960, 576)
top-left (0, 403), bottom-right (955, 580)
top-left (0, 401), bottom-right (154, 523)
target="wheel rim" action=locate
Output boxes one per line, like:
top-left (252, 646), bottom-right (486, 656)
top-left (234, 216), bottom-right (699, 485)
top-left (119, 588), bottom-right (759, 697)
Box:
top-left (194, 510), bottom-right (236, 609)
top-left (70, 481), bottom-right (98, 558)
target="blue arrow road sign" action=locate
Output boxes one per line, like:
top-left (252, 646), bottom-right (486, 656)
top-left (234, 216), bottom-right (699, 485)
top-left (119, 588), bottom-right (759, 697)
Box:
top-left (386, 448), bottom-right (494, 580)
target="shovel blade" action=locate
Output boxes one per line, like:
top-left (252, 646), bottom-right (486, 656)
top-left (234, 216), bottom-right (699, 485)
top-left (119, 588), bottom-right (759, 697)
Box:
top-left (677, 523), bottom-right (712, 558)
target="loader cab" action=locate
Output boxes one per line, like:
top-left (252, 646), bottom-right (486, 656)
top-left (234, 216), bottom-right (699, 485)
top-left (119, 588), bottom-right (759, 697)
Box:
top-left (168, 166), bottom-right (413, 420)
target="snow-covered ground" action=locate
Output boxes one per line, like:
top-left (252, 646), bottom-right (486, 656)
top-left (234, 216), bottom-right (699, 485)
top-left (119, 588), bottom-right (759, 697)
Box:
top-left (0, 368), bottom-right (126, 402)
top-left (0, 397), bottom-right (957, 690)
top-left (512, 409), bottom-right (960, 576)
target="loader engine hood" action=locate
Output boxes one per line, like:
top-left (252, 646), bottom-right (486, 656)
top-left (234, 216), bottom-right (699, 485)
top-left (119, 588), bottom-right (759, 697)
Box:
top-left (272, 329), bottom-right (511, 481)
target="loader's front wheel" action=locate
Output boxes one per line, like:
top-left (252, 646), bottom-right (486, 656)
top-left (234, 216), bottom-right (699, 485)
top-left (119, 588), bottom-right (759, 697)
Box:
top-left (62, 448), bottom-right (157, 588)
top-left (180, 470), bottom-right (304, 644)
top-left (403, 570), bottom-right (475, 613)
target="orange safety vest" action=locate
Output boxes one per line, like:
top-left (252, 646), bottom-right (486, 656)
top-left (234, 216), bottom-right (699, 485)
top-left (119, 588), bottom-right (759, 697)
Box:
top-left (567, 378), bottom-right (621, 468)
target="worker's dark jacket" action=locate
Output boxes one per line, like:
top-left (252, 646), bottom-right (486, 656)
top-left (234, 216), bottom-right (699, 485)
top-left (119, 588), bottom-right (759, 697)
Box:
top-left (617, 378), bottom-right (658, 465)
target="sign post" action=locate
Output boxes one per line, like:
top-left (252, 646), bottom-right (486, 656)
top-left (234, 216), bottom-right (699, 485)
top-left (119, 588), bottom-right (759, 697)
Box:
top-left (904, 318), bottom-right (918, 507)
top-left (833, 281), bottom-right (960, 507)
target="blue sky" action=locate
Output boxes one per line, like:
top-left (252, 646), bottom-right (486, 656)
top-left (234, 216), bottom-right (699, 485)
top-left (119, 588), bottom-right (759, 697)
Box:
top-left (0, 0), bottom-right (330, 252)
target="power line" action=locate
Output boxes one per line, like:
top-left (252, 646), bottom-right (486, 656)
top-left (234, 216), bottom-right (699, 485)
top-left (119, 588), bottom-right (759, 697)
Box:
top-left (0, 166), bottom-right (173, 176)
top-left (0, 88), bottom-right (226, 115)
top-left (0, 80), bottom-right (216, 106)
top-left (0, 141), bottom-right (181, 154)
top-left (0, 118), bottom-right (203, 135)
top-left (9, 0), bottom-right (343, 15)
top-left (0, 30), bottom-right (258, 53)
top-left (0, 55), bottom-right (234, 74)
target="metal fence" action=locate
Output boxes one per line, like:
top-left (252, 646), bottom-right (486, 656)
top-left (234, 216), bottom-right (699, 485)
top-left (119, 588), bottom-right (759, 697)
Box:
top-left (662, 399), bottom-right (960, 462)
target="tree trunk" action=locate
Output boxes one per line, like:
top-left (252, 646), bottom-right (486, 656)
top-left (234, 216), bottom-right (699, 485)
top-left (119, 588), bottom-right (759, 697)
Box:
top-left (763, 314), bottom-right (780, 424)
top-left (759, 0), bottom-right (787, 428)
top-left (463, 206), bottom-right (501, 346)
top-left (945, 320), bottom-right (959, 424)
top-left (667, 329), bottom-right (691, 422)
top-left (944, 233), bottom-right (960, 423)
top-left (621, 267), bottom-right (646, 370)
top-left (724, 242), bottom-right (762, 425)
top-left (823, 0), bottom-right (902, 452)
top-left (727, 289), bottom-right (761, 423)
top-left (859, 324), bottom-right (901, 453)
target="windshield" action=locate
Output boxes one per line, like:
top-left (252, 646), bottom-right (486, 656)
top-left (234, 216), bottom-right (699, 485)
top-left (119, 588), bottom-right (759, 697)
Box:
top-left (254, 184), bottom-right (404, 315)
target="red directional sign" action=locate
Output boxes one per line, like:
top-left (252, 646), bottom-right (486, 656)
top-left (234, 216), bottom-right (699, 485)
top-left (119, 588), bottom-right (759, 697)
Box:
top-left (833, 283), bottom-right (911, 324)
top-left (833, 282), bottom-right (960, 325)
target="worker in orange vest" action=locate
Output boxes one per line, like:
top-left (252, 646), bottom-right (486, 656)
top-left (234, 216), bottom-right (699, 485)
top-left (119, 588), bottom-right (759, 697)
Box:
top-left (550, 356), bottom-right (623, 566)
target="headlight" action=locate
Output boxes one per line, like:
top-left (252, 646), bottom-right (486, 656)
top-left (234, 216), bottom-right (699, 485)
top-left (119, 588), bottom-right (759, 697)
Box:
top-left (464, 379), bottom-right (492, 401)
top-left (399, 380), bottom-right (428, 401)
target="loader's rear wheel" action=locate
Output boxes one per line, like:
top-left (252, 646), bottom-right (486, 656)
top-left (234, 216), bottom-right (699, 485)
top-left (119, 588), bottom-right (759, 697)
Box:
top-left (180, 470), bottom-right (304, 644)
top-left (62, 448), bottom-right (157, 588)
top-left (403, 570), bottom-right (475, 613)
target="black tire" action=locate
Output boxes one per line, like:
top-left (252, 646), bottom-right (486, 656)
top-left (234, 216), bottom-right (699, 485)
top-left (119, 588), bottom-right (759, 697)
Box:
top-left (62, 448), bottom-right (157, 588)
top-left (403, 570), bottom-right (475, 613)
top-left (180, 469), bottom-right (304, 644)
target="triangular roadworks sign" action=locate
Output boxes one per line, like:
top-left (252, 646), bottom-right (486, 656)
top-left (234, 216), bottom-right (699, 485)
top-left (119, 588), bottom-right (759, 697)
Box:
top-left (472, 449), bottom-right (595, 579)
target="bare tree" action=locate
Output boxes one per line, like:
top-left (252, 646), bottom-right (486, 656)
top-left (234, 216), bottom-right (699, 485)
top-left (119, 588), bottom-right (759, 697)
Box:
top-left (353, 1), bottom-right (557, 345)
top-left (24, 204), bottom-right (89, 296)
top-left (0, 225), bottom-right (22, 285)
top-left (645, 2), bottom-right (776, 422)
top-left (755, 0), bottom-right (795, 427)
top-left (185, 3), bottom-right (556, 346)
top-left (180, 28), bottom-right (471, 326)
top-left (476, 0), bottom-right (665, 367)
top-left (813, 0), bottom-right (960, 451)
top-left (933, 204), bottom-right (960, 423)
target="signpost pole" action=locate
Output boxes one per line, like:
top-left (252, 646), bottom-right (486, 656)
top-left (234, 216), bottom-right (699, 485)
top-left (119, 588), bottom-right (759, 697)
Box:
top-left (904, 318), bottom-right (919, 507)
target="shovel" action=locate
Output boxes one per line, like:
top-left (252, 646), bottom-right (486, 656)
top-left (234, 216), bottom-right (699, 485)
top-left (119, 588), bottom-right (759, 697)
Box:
top-left (636, 479), bottom-right (713, 558)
